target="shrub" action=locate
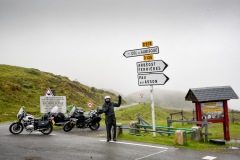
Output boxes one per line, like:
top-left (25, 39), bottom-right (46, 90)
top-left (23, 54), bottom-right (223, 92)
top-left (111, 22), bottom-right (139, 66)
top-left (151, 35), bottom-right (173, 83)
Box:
top-left (11, 84), bottom-right (22, 91)
top-left (26, 68), bottom-right (40, 75)
top-left (23, 83), bottom-right (33, 89)
top-left (91, 87), bottom-right (97, 92)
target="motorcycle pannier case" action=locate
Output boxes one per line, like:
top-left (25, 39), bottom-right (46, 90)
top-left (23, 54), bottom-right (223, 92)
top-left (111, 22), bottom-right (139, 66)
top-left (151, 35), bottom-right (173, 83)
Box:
top-left (38, 120), bottom-right (49, 128)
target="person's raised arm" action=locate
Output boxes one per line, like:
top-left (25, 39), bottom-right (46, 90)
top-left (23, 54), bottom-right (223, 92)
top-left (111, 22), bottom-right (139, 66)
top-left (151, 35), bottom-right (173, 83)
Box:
top-left (114, 95), bottom-right (122, 107)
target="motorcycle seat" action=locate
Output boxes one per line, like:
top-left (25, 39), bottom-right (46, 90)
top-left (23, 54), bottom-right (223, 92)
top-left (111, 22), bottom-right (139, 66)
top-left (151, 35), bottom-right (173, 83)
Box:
top-left (64, 117), bottom-right (70, 121)
top-left (34, 118), bottom-right (42, 121)
top-left (84, 115), bottom-right (90, 118)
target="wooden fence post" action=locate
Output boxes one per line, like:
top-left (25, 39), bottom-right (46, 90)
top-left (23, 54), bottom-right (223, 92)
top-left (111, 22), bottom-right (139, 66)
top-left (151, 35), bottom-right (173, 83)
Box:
top-left (192, 109), bottom-right (195, 121)
top-left (181, 110), bottom-right (184, 126)
top-left (231, 110), bottom-right (234, 123)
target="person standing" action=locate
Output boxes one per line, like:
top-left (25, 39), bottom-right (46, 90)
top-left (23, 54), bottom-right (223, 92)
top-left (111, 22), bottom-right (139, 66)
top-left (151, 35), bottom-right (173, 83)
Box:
top-left (102, 95), bottom-right (121, 142)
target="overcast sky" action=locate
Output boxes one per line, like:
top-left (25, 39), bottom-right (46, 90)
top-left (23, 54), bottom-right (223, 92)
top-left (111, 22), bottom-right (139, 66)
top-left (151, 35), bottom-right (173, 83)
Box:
top-left (1, 0), bottom-right (240, 109)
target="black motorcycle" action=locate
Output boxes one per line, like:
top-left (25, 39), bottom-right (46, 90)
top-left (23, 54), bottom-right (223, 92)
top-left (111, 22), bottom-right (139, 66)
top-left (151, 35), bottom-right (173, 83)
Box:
top-left (9, 107), bottom-right (53, 135)
top-left (48, 106), bottom-right (83, 126)
top-left (63, 107), bottom-right (102, 132)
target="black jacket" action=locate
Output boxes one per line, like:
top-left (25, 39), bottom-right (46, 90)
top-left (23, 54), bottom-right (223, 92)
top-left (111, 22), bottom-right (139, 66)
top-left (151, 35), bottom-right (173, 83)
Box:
top-left (102, 97), bottom-right (121, 117)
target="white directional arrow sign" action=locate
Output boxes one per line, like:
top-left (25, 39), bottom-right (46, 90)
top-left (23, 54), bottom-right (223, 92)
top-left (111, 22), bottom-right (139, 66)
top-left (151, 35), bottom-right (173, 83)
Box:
top-left (136, 60), bottom-right (168, 73)
top-left (123, 46), bottom-right (159, 58)
top-left (137, 73), bottom-right (169, 86)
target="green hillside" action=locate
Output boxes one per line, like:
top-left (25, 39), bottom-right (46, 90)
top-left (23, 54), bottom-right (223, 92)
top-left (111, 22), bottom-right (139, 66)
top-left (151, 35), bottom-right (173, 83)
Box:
top-left (0, 64), bottom-right (122, 122)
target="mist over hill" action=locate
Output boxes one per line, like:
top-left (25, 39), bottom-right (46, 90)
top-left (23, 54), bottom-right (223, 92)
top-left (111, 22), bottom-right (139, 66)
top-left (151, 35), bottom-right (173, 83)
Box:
top-left (126, 88), bottom-right (194, 110)
top-left (102, 89), bottom-right (123, 97)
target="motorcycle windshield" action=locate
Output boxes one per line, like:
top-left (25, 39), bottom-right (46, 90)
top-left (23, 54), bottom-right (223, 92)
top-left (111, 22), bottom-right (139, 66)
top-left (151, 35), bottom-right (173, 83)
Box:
top-left (51, 106), bottom-right (59, 113)
top-left (69, 106), bottom-right (76, 116)
top-left (17, 107), bottom-right (24, 118)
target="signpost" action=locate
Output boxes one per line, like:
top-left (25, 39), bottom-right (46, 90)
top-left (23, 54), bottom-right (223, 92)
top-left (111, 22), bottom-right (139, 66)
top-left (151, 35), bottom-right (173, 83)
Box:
top-left (40, 96), bottom-right (66, 113)
top-left (201, 102), bottom-right (224, 120)
top-left (140, 93), bottom-right (143, 103)
top-left (137, 60), bottom-right (168, 73)
top-left (142, 41), bottom-right (154, 61)
top-left (143, 54), bottom-right (154, 61)
top-left (138, 73), bottom-right (169, 86)
top-left (150, 85), bottom-right (155, 137)
top-left (88, 102), bottom-right (93, 108)
top-left (123, 41), bottom-right (169, 137)
top-left (45, 87), bottom-right (54, 96)
top-left (123, 46), bottom-right (159, 58)
top-left (142, 41), bottom-right (153, 47)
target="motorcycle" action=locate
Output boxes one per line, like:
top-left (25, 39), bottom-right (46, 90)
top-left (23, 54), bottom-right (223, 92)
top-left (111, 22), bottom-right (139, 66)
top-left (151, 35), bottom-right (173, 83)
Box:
top-left (63, 107), bottom-right (102, 132)
top-left (9, 107), bottom-right (53, 135)
top-left (47, 106), bottom-right (84, 126)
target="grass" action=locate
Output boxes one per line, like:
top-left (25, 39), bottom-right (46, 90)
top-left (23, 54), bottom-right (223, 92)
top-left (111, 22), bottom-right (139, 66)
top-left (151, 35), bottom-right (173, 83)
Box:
top-left (114, 103), bottom-right (240, 153)
top-left (117, 133), bottom-right (230, 152)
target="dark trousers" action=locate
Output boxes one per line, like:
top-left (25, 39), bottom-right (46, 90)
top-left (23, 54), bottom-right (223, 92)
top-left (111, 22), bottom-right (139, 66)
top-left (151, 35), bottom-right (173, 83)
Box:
top-left (105, 116), bottom-right (116, 140)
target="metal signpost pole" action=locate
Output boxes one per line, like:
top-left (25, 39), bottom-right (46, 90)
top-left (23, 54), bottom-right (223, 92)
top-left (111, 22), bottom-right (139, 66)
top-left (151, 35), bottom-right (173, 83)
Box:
top-left (150, 85), bottom-right (156, 137)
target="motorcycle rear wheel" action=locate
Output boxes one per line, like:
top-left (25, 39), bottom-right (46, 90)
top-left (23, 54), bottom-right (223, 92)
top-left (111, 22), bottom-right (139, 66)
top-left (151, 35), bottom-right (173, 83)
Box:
top-left (41, 124), bottom-right (53, 135)
top-left (63, 122), bottom-right (73, 132)
top-left (9, 122), bottom-right (23, 135)
top-left (89, 122), bottom-right (100, 131)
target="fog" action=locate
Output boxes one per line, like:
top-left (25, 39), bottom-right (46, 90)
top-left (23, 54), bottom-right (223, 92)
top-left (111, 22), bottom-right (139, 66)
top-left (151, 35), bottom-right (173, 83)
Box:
top-left (1, 0), bottom-right (240, 109)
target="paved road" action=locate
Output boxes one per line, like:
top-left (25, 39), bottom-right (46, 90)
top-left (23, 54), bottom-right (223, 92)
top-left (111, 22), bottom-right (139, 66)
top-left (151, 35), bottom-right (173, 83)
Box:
top-left (0, 123), bottom-right (239, 160)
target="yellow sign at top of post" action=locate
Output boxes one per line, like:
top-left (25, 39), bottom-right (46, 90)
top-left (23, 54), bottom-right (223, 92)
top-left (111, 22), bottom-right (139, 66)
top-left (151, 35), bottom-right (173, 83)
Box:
top-left (142, 41), bottom-right (153, 47)
top-left (143, 54), bottom-right (154, 61)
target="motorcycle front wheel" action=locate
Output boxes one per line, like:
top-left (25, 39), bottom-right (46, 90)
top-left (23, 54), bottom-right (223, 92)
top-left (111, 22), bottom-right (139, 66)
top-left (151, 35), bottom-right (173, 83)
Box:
top-left (9, 122), bottom-right (23, 135)
top-left (63, 122), bottom-right (73, 132)
top-left (89, 122), bottom-right (100, 131)
top-left (41, 124), bottom-right (53, 135)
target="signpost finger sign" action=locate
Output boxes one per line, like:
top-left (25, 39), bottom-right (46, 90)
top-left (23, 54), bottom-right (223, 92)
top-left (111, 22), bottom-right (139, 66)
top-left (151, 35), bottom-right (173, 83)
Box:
top-left (138, 73), bottom-right (169, 86)
top-left (137, 60), bottom-right (168, 73)
top-left (123, 46), bottom-right (159, 58)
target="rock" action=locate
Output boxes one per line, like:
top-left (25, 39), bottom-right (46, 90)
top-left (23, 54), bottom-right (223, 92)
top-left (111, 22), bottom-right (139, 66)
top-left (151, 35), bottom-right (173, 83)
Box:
top-left (174, 130), bottom-right (187, 145)
top-left (191, 126), bottom-right (203, 142)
